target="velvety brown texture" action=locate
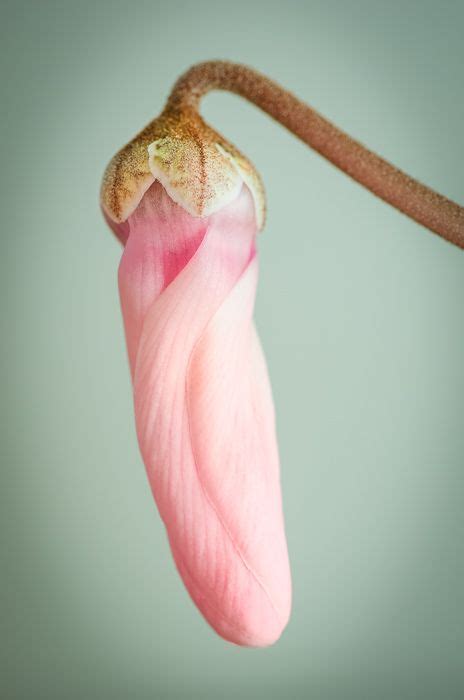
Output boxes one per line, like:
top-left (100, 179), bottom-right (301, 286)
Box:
top-left (167, 61), bottom-right (464, 248)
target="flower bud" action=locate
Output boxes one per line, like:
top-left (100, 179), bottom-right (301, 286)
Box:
top-left (101, 109), bottom-right (291, 646)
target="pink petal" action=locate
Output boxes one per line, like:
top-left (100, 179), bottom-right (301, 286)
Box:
top-left (117, 181), bottom-right (291, 646)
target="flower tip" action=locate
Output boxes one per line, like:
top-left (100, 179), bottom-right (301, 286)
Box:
top-left (226, 603), bottom-right (291, 649)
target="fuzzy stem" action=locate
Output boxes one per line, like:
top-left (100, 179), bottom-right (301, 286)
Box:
top-left (167, 61), bottom-right (464, 249)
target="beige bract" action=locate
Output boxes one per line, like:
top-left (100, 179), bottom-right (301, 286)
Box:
top-left (101, 107), bottom-right (265, 229)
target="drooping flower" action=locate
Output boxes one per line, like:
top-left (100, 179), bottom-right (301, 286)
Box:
top-left (101, 106), bottom-right (291, 646)
top-left (101, 58), bottom-right (464, 649)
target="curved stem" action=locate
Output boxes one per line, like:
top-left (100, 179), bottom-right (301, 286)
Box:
top-left (167, 61), bottom-right (464, 249)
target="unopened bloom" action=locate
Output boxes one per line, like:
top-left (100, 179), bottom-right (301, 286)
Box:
top-left (101, 107), bottom-right (291, 646)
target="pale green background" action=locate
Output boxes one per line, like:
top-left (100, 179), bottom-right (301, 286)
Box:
top-left (2, 0), bottom-right (463, 698)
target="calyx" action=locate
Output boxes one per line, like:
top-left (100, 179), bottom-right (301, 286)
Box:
top-left (101, 107), bottom-right (265, 229)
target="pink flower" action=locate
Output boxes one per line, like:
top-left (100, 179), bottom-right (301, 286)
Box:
top-left (101, 97), bottom-right (292, 647)
top-left (109, 176), bottom-right (291, 647)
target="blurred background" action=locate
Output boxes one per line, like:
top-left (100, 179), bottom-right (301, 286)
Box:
top-left (1, 0), bottom-right (463, 698)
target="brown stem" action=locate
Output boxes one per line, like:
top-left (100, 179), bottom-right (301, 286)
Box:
top-left (167, 61), bottom-right (464, 249)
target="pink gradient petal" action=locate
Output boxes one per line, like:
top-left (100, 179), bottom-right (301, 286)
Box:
top-left (117, 181), bottom-right (291, 646)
